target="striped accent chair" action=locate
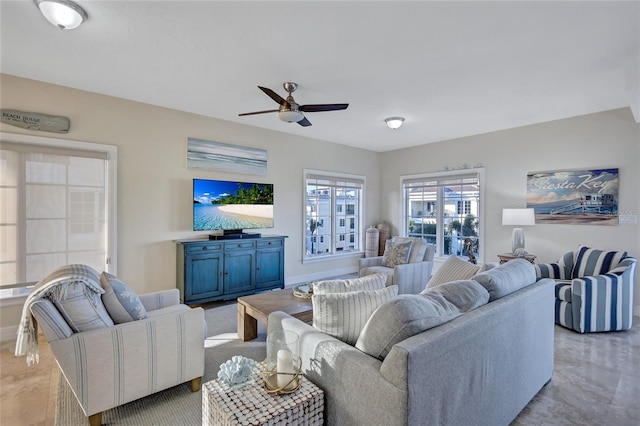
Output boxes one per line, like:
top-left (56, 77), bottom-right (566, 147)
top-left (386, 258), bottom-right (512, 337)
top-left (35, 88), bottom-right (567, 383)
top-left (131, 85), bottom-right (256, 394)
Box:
top-left (26, 266), bottom-right (205, 426)
top-left (535, 246), bottom-right (637, 333)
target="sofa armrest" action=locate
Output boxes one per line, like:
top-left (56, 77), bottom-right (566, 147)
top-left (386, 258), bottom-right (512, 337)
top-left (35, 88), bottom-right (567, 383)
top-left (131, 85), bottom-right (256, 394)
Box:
top-left (359, 256), bottom-right (384, 269)
top-left (267, 311), bottom-right (407, 426)
top-left (534, 262), bottom-right (565, 279)
top-left (50, 306), bottom-right (205, 417)
top-left (570, 259), bottom-right (636, 332)
top-left (393, 261), bottom-right (433, 294)
top-left (138, 289), bottom-right (180, 311)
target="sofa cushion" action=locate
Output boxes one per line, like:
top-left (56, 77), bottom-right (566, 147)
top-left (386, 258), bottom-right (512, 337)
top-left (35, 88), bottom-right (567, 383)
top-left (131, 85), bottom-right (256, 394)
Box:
top-left (312, 273), bottom-right (387, 294)
top-left (426, 255), bottom-right (481, 288)
top-left (312, 285), bottom-right (399, 345)
top-left (100, 272), bottom-right (148, 323)
top-left (381, 240), bottom-right (412, 268)
top-left (50, 280), bottom-right (114, 333)
top-left (420, 279), bottom-right (489, 312)
top-left (355, 293), bottom-right (461, 360)
top-left (571, 246), bottom-right (627, 278)
top-left (555, 280), bottom-right (572, 302)
top-left (393, 236), bottom-right (428, 263)
top-left (472, 258), bottom-right (536, 301)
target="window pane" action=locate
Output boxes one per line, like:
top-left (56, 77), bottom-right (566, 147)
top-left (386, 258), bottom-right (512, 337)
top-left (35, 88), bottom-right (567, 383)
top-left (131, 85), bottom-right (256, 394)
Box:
top-left (404, 172), bottom-right (481, 258)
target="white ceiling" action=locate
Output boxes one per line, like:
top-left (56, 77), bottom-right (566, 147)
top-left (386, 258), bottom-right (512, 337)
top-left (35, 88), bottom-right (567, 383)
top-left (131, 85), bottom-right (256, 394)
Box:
top-left (1, 1), bottom-right (638, 152)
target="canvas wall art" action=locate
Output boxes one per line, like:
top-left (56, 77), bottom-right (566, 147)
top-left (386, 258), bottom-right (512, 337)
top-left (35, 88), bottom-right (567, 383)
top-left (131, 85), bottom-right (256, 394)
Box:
top-left (187, 137), bottom-right (267, 176)
top-left (526, 168), bottom-right (619, 225)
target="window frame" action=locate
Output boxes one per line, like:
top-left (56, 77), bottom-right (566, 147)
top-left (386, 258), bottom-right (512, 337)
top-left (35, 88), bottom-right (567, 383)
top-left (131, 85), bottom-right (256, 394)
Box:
top-left (400, 168), bottom-right (484, 262)
top-left (303, 169), bottom-right (365, 263)
top-left (0, 132), bottom-right (117, 306)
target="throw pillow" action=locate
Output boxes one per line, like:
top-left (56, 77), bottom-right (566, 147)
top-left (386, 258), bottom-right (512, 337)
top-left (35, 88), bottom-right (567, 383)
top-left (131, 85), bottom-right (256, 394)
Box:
top-left (355, 294), bottom-right (460, 360)
top-left (50, 280), bottom-right (114, 333)
top-left (426, 256), bottom-right (481, 288)
top-left (312, 273), bottom-right (387, 294)
top-left (381, 240), bottom-right (412, 268)
top-left (100, 272), bottom-right (148, 323)
top-left (571, 246), bottom-right (627, 279)
top-left (312, 285), bottom-right (399, 345)
top-left (393, 237), bottom-right (428, 263)
top-left (472, 258), bottom-right (536, 302)
top-left (420, 279), bottom-right (489, 312)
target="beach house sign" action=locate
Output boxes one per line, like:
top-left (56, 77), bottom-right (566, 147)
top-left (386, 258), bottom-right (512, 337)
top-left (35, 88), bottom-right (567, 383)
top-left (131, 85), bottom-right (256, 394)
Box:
top-left (1, 109), bottom-right (70, 133)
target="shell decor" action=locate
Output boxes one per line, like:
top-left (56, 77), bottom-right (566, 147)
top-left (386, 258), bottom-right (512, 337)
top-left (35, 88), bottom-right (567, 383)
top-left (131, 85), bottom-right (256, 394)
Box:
top-left (217, 356), bottom-right (257, 386)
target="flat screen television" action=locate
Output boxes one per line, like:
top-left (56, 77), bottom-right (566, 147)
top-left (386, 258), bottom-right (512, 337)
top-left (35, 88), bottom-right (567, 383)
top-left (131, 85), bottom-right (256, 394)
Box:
top-left (193, 178), bottom-right (274, 234)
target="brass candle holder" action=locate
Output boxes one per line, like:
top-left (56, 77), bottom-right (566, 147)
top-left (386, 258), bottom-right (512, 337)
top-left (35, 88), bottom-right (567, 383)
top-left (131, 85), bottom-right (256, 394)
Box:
top-left (261, 361), bottom-right (302, 395)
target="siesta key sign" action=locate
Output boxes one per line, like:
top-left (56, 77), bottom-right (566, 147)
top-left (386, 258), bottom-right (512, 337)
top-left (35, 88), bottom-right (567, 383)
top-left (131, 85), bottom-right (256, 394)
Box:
top-left (526, 168), bottom-right (619, 225)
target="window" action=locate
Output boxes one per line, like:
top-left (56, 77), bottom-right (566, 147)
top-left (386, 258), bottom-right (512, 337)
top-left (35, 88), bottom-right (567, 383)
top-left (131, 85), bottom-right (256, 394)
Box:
top-left (0, 133), bottom-right (117, 301)
top-left (402, 169), bottom-right (483, 260)
top-left (304, 169), bottom-right (365, 261)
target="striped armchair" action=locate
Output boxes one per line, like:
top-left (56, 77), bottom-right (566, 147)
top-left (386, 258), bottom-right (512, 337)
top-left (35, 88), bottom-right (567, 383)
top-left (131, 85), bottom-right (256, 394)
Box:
top-left (535, 246), bottom-right (637, 333)
top-left (20, 265), bottom-right (205, 426)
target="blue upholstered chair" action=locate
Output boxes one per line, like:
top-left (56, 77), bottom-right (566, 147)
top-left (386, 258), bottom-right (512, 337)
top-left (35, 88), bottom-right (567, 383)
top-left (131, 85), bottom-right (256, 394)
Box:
top-left (535, 246), bottom-right (637, 333)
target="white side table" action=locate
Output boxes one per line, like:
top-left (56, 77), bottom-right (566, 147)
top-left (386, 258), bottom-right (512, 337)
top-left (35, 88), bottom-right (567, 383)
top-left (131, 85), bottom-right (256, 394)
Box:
top-left (203, 361), bottom-right (324, 426)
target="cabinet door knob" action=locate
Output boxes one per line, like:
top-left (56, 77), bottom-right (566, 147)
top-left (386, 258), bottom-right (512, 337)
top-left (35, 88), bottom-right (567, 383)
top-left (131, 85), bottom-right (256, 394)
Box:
top-left (238, 244), bottom-right (242, 248)
top-left (268, 242), bottom-right (272, 245)
top-left (202, 246), bottom-right (207, 251)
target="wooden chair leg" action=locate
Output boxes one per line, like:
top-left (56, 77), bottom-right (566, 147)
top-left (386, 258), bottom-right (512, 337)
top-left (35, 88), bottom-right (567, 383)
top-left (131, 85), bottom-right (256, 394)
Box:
top-left (88, 412), bottom-right (102, 426)
top-left (191, 376), bottom-right (202, 392)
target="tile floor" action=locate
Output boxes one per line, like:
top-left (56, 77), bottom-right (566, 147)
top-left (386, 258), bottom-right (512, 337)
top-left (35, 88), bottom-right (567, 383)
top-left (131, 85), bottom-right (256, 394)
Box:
top-left (1, 335), bottom-right (58, 426)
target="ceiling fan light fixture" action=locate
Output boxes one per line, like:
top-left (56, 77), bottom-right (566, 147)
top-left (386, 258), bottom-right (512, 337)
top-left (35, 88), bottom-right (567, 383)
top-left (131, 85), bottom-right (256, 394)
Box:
top-left (279, 110), bottom-right (304, 123)
top-left (385, 117), bottom-right (405, 130)
top-left (34, 0), bottom-right (87, 30)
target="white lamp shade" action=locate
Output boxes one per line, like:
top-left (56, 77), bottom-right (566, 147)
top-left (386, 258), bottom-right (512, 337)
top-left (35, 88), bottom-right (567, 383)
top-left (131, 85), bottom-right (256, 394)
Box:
top-left (35, 0), bottom-right (87, 30)
top-left (502, 208), bottom-right (535, 226)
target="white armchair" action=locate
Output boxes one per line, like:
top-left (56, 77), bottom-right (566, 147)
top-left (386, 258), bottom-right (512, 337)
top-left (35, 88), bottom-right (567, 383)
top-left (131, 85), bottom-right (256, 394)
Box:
top-left (21, 265), bottom-right (205, 426)
top-left (359, 237), bottom-right (435, 294)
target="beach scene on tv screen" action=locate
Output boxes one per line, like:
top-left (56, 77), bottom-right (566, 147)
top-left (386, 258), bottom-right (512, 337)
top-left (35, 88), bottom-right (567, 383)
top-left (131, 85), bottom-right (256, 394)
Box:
top-left (193, 180), bottom-right (274, 230)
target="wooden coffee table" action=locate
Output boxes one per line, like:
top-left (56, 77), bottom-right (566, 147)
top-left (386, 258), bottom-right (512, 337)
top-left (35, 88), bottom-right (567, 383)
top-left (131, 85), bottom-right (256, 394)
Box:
top-left (237, 288), bottom-right (313, 341)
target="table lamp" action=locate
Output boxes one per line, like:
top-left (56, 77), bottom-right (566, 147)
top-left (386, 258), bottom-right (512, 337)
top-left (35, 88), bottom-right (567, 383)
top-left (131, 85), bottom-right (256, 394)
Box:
top-left (502, 208), bottom-right (535, 256)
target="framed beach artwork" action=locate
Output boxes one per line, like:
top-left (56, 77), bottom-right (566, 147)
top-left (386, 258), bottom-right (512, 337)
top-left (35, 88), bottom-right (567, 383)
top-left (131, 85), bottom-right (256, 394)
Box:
top-left (187, 137), bottom-right (267, 176)
top-left (526, 168), bottom-right (619, 226)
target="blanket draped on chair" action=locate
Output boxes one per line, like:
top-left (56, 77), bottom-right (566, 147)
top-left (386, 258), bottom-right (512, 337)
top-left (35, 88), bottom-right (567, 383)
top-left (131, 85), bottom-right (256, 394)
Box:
top-left (15, 264), bottom-right (103, 365)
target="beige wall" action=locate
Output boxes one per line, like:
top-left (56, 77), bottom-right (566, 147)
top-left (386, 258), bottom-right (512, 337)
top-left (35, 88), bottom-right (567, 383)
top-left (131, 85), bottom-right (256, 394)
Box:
top-left (2, 74), bottom-right (639, 331)
top-left (380, 108), bottom-right (640, 305)
top-left (0, 74), bottom-right (382, 330)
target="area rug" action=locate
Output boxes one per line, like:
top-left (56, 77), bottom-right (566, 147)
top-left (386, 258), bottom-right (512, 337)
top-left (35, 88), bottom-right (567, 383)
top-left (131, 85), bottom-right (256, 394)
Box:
top-left (55, 302), bottom-right (267, 425)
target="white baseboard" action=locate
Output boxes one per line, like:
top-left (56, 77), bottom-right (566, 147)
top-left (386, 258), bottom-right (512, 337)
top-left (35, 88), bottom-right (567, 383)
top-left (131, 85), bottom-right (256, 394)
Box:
top-left (1, 325), bottom-right (18, 343)
top-left (285, 266), bottom-right (358, 287)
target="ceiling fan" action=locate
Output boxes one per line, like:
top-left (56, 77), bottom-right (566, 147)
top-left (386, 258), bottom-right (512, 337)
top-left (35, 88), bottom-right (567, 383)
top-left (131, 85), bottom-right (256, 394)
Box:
top-left (239, 82), bottom-right (348, 127)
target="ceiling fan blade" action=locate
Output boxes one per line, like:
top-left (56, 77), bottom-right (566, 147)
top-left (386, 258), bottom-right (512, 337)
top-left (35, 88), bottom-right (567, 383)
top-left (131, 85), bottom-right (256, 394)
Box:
top-left (238, 109), bottom-right (279, 116)
top-left (297, 117), bottom-right (312, 127)
top-left (299, 103), bottom-right (349, 113)
top-left (258, 86), bottom-right (290, 107)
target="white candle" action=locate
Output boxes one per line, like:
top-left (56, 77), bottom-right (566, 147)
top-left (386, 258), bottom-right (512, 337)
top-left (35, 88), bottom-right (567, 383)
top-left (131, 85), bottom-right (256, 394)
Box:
top-left (276, 349), bottom-right (294, 390)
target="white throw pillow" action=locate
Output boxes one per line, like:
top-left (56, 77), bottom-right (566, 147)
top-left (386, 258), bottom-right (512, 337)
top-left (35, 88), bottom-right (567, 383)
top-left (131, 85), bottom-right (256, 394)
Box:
top-left (312, 273), bottom-right (387, 294)
top-left (51, 281), bottom-right (114, 333)
top-left (426, 256), bottom-right (481, 288)
top-left (312, 285), bottom-right (399, 345)
top-left (100, 272), bottom-right (148, 323)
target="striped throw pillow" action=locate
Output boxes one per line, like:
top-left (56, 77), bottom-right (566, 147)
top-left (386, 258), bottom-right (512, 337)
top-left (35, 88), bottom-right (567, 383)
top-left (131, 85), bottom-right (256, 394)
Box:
top-left (312, 273), bottom-right (387, 294)
top-left (426, 255), bottom-right (481, 289)
top-left (312, 285), bottom-right (399, 345)
top-left (571, 246), bottom-right (627, 278)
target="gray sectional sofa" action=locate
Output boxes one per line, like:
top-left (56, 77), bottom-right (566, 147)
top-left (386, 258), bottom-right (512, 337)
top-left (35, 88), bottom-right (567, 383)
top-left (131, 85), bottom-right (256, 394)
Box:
top-left (268, 259), bottom-right (555, 425)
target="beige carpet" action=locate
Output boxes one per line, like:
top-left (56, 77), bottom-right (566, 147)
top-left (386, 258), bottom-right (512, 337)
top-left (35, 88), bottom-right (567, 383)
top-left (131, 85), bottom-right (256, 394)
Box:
top-left (55, 302), bottom-right (267, 425)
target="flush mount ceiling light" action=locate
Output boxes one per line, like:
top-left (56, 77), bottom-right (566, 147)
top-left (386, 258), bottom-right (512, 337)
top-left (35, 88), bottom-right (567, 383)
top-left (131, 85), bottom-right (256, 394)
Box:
top-left (34, 0), bottom-right (87, 30)
top-left (385, 117), bottom-right (405, 130)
